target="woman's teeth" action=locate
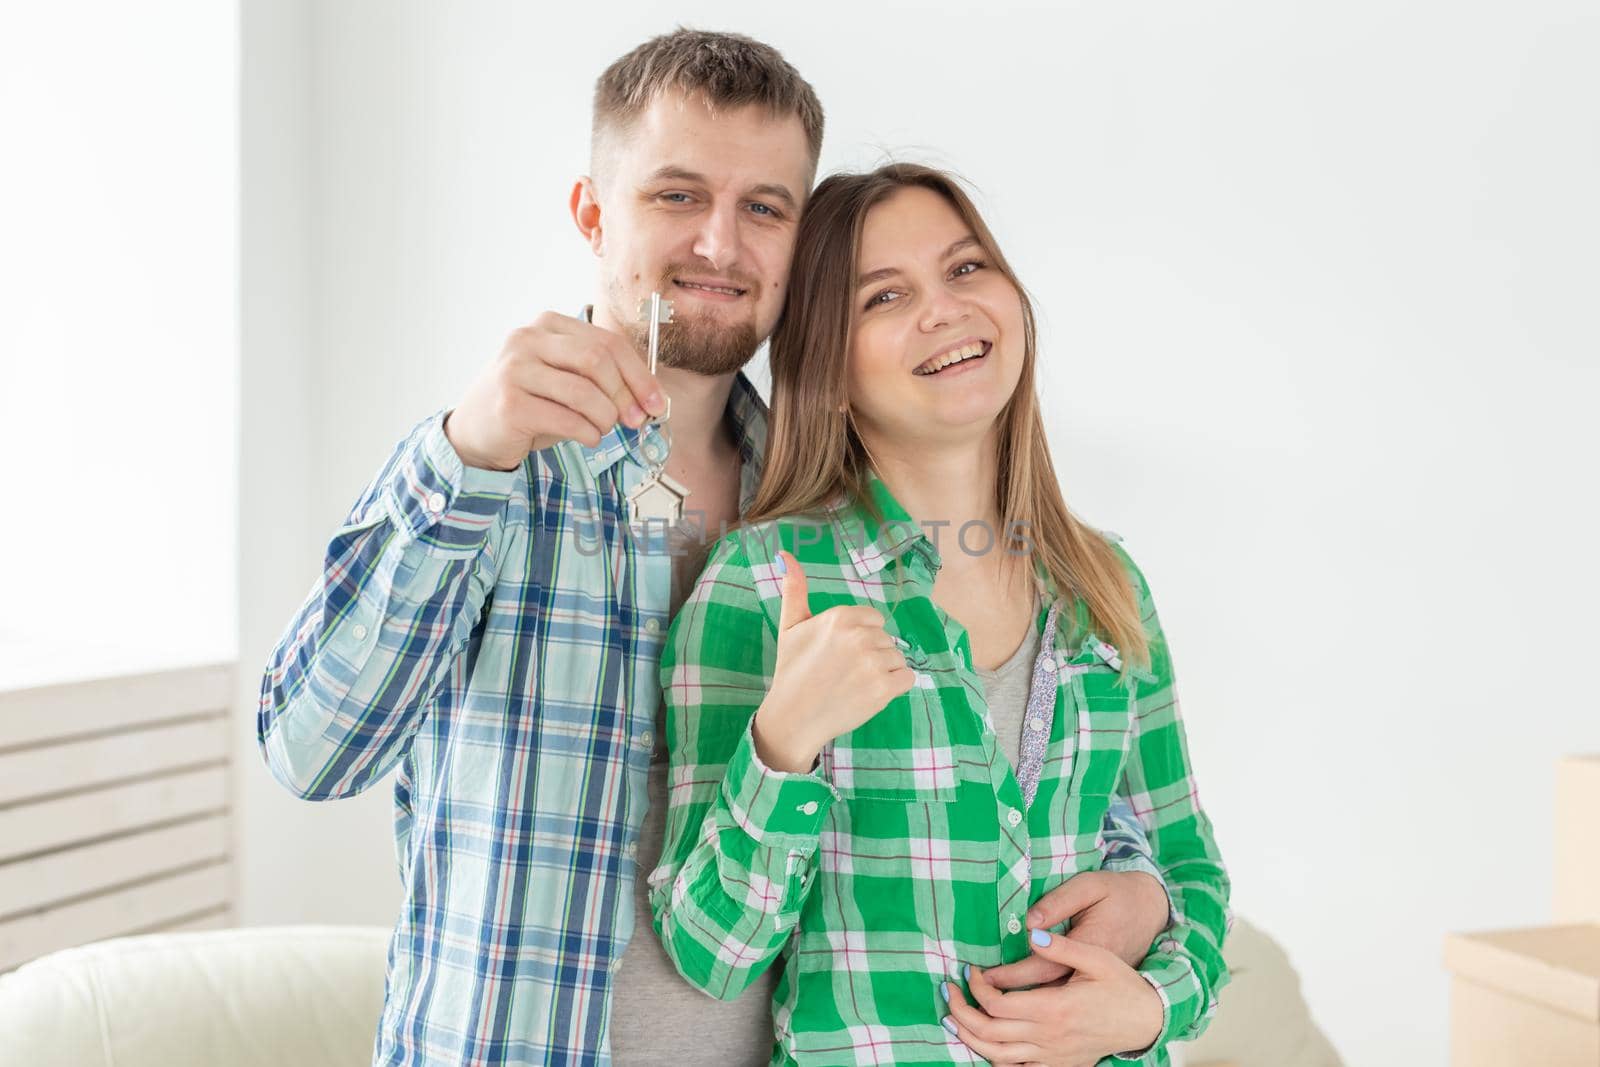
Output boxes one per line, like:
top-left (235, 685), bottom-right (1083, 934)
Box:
top-left (914, 341), bottom-right (988, 375)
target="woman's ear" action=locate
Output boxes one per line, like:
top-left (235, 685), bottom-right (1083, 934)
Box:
top-left (570, 177), bottom-right (603, 256)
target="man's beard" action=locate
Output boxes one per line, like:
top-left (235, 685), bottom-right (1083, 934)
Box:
top-left (608, 270), bottom-right (762, 377)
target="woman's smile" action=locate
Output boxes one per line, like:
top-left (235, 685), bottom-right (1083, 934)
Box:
top-left (912, 339), bottom-right (992, 377)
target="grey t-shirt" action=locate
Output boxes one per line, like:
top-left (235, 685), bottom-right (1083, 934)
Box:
top-left (608, 519), bottom-right (779, 1064)
top-left (977, 586), bottom-right (1044, 771)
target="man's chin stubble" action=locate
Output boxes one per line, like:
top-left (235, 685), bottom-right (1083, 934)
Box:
top-left (612, 301), bottom-right (761, 377)
top-left (655, 317), bottom-right (761, 376)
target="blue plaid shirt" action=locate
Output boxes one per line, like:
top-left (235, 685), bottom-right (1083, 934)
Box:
top-left (258, 366), bottom-right (1166, 1066)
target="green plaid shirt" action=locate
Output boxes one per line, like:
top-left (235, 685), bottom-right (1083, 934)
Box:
top-left (651, 469), bottom-right (1230, 1065)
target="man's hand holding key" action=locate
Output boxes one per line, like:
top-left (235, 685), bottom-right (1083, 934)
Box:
top-left (444, 310), bottom-right (667, 472)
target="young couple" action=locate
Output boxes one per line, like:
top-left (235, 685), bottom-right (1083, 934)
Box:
top-left (259, 28), bottom-right (1229, 1067)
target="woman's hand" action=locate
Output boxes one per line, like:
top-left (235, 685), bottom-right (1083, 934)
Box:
top-left (752, 550), bottom-right (916, 772)
top-left (978, 870), bottom-right (1170, 991)
top-left (941, 930), bottom-right (1164, 1067)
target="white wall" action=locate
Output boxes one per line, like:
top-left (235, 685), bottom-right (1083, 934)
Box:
top-left (0, 2), bottom-right (238, 671)
top-left (236, 0), bottom-right (406, 926)
top-left (236, 3), bottom-right (1600, 1063)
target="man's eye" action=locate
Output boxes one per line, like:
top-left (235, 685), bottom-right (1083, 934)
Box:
top-left (660, 192), bottom-right (693, 204)
top-left (749, 202), bottom-right (780, 218)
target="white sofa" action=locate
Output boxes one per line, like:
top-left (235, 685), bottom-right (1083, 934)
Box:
top-left (0, 918), bottom-right (1341, 1066)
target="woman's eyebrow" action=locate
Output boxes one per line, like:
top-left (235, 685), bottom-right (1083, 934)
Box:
top-left (857, 235), bottom-right (980, 289)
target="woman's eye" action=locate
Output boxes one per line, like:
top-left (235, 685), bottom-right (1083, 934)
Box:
top-left (952, 259), bottom-right (986, 277)
top-left (866, 289), bottom-right (901, 309)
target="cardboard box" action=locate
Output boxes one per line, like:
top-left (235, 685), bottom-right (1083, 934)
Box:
top-left (1557, 756), bottom-right (1600, 924)
top-left (1443, 924), bottom-right (1600, 1066)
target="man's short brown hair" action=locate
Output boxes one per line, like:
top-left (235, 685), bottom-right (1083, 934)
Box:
top-left (591, 29), bottom-right (824, 184)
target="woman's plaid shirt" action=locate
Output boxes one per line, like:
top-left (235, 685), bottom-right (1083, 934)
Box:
top-left (652, 469), bottom-right (1231, 1065)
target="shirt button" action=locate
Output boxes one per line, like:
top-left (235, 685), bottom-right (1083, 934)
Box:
top-left (644, 618), bottom-right (662, 635)
top-left (1027, 716), bottom-right (1046, 733)
top-left (1007, 807), bottom-right (1023, 827)
top-left (798, 800), bottom-right (819, 816)
top-left (351, 624), bottom-right (369, 641)
top-left (638, 731), bottom-right (653, 750)
top-left (1006, 915), bottom-right (1022, 935)
top-left (623, 841), bottom-right (637, 859)
top-left (426, 491), bottom-right (446, 514)
top-left (1042, 658), bottom-right (1058, 674)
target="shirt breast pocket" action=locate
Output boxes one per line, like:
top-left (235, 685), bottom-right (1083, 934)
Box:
top-left (822, 678), bottom-right (958, 804)
top-left (1063, 665), bottom-right (1135, 797)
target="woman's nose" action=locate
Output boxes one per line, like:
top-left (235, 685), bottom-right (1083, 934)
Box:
top-left (919, 285), bottom-right (972, 332)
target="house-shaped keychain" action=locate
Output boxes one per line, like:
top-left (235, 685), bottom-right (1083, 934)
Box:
top-left (627, 467), bottom-right (690, 526)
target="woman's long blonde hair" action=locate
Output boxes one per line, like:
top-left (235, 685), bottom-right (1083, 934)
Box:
top-left (744, 162), bottom-right (1150, 672)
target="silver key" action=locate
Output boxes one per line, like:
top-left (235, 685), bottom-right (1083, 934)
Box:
top-left (636, 291), bottom-right (673, 425)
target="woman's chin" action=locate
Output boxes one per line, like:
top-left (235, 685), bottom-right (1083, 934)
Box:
top-left (931, 380), bottom-right (1018, 428)
top-left (893, 397), bottom-right (1011, 444)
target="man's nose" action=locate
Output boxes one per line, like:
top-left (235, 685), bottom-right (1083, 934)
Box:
top-left (690, 204), bottom-right (742, 271)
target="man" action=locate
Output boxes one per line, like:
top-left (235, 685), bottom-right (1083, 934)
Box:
top-left (258, 28), bottom-right (1174, 1066)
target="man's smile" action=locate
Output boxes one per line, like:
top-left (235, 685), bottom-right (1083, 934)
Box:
top-left (672, 276), bottom-right (749, 301)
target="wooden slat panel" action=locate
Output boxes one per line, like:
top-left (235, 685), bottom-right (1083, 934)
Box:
top-left (0, 863), bottom-right (230, 971)
top-left (0, 717), bottom-right (227, 806)
top-left (0, 662), bottom-right (232, 749)
top-left (0, 815), bottom-right (229, 918)
top-left (0, 767), bottom-right (228, 863)
top-left (132, 906), bottom-right (232, 936)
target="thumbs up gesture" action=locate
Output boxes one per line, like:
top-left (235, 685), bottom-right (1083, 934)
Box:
top-left (751, 550), bottom-right (916, 773)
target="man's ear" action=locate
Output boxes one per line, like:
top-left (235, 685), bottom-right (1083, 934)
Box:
top-left (570, 176), bottom-right (604, 256)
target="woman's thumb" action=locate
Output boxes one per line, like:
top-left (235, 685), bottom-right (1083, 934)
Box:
top-left (776, 550), bottom-right (812, 632)
top-left (1027, 927), bottom-right (1114, 976)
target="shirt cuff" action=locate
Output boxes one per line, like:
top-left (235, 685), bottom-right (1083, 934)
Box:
top-left (1108, 947), bottom-right (1202, 1061)
top-left (381, 409), bottom-right (518, 552)
top-left (721, 717), bottom-right (839, 845)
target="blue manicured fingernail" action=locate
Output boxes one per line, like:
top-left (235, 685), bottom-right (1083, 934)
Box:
top-left (941, 1016), bottom-right (958, 1036)
top-left (1030, 927), bottom-right (1051, 947)
top-left (940, 982), bottom-right (950, 1003)
top-left (773, 552), bottom-right (787, 575)
top-left (962, 963), bottom-right (971, 981)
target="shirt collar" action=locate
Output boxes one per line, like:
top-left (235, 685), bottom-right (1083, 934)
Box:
top-left (829, 466), bottom-right (939, 580)
top-left (830, 465), bottom-right (1061, 609)
top-left (573, 304), bottom-right (771, 491)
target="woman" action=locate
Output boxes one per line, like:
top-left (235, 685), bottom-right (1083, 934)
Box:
top-left (649, 164), bottom-right (1230, 1066)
